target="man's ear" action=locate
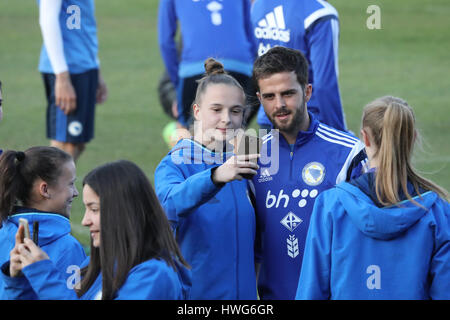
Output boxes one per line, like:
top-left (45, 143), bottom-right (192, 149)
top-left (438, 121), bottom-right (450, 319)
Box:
top-left (256, 91), bottom-right (261, 103)
top-left (304, 84), bottom-right (313, 103)
top-left (361, 128), bottom-right (371, 147)
top-left (192, 103), bottom-right (200, 121)
top-left (38, 181), bottom-right (51, 199)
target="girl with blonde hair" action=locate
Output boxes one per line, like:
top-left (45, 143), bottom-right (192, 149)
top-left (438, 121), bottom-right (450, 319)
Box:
top-left (296, 96), bottom-right (449, 300)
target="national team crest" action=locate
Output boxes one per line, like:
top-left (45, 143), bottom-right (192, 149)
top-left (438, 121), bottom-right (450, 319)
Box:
top-left (302, 162), bottom-right (325, 186)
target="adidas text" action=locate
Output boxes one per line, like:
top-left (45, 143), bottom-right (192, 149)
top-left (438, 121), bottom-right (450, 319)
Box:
top-left (254, 27), bottom-right (290, 42)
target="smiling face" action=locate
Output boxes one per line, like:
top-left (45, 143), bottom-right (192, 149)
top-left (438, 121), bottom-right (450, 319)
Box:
top-left (81, 183), bottom-right (101, 248)
top-left (257, 71), bottom-right (312, 143)
top-left (193, 83), bottom-right (245, 147)
top-left (46, 160), bottom-right (78, 218)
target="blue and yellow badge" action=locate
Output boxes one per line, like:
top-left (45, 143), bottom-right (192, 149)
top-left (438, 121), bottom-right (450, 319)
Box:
top-left (302, 162), bottom-right (325, 186)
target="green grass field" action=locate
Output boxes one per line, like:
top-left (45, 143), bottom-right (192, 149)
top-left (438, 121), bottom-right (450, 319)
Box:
top-left (0, 0), bottom-right (449, 247)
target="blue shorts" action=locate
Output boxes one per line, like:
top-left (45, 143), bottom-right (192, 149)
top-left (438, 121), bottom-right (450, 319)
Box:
top-left (43, 69), bottom-right (98, 143)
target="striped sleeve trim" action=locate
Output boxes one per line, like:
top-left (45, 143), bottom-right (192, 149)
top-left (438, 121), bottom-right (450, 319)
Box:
top-left (315, 125), bottom-right (358, 148)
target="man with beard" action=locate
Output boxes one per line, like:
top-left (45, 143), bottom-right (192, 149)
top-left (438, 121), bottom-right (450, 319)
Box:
top-left (250, 46), bottom-right (368, 300)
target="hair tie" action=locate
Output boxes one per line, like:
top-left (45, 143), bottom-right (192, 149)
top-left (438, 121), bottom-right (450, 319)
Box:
top-left (16, 151), bottom-right (25, 162)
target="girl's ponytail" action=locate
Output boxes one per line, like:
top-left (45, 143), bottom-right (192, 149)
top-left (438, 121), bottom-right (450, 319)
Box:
top-left (0, 151), bottom-right (26, 222)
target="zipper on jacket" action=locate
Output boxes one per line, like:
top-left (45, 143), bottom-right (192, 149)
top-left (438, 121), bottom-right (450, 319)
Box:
top-left (230, 183), bottom-right (240, 299)
top-left (289, 149), bottom-right (294, 180)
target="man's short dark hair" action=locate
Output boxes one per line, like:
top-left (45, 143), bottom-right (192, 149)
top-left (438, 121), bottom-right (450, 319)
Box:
top-left (252, 46), bottom-right (309, 91)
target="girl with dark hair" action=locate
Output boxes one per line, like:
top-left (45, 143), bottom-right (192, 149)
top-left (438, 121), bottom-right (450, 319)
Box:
top-left (0, 146), bottom-right (85, 299)
top-left (296, 96), bottom-right (450, 299)
top-left (3, 160), bottom-right (191, 300)
top-left (155, 58), bottom-right (259, 299)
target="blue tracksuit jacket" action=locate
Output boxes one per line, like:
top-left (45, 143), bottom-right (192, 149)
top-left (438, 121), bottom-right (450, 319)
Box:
top-left (1, 256), bottom-right (191, 300)
top-left (251, 0), bottom-right (346, 131)
top-left (296, 173), bottom-right (450, 300)
top-left (0, 208), bottom-right (86, 299)
top-left (250, 113), bottom-right (367, 299)
top-left (155, 139), bottom-right (257, 300)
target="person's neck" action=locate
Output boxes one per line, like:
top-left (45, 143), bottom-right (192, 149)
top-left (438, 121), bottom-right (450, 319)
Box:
top-left (368, 156), bottom-right (379, 170)
top-left (365, 146), bottom-right (379, 170)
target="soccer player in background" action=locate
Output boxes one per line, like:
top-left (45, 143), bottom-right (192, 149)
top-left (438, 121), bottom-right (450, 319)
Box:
top-left (250, 46), bottom-right (367, 299)
top-left (251, 0), bottom-right (347, 131)
top-left (158, 0), bottom-right (258, 136)
top-left (38, 0), bottom-right (107, 161)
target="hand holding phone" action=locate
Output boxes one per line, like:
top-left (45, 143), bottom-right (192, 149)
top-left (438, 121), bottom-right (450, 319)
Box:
top-left (236, 134), bottom-right (261, 179)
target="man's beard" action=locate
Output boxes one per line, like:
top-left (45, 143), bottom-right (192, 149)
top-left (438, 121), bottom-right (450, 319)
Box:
top-left (270, 102), bottom-right (305, 136)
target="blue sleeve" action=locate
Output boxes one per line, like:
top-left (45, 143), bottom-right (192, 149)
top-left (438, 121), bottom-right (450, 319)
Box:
top-left (22, 259), bottom-right (80, 300)
top-left (244, 0), bottom-right (257, 59)
top-left (1, 261), bottom-right (38, 300)
top-left (155, 158), bottom-right (223, 226)
top-left (295, 192), bottom-right (332, 300)
top-left (158, 0), bottom-right (179, 86)
top-left (306, 17), bottom-right (346, 131)
top-left (429, 199), bottom-right (450, 299)
top-left (115, 262), bottom-right (185, 300)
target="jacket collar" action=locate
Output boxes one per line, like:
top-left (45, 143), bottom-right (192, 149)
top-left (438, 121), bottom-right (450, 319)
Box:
top-left (7, 207), bottom-right (71, 247)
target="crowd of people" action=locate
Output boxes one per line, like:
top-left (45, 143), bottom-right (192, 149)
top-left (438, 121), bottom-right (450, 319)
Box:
top-left (0, 0), bottom-right (448, 300)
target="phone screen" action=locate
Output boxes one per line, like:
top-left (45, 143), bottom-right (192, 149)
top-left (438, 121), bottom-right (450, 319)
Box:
top-left (19, 218), bottom-right (31, 240)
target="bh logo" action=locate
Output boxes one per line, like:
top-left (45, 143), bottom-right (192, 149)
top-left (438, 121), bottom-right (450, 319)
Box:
top-left (265, 188), bottom-right (319, 209)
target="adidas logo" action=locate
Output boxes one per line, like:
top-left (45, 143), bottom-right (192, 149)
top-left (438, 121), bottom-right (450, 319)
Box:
top-left (254, 5), bottom-right (290, 43)
top-left (258, 168), bottom-right (273, 183)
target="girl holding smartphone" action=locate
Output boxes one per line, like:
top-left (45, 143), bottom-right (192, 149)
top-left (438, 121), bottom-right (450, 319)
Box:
top-left (155, 58), bottom-right (259, 299)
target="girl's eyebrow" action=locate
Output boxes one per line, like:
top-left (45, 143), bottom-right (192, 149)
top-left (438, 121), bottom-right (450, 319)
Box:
top-left (85, 201), bottom-right (99, 207)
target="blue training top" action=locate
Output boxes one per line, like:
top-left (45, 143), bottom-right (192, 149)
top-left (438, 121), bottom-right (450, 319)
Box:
top-left (37, 0), bottom-right (99, 74)
top-left (250, 113), bottom-right (367, 299)
top-left (158, 0), bottom-right (256, 86)
top-left (0, 208), bottom-right (86, 299)
top-left (1, 256), bottom-right (191, 300)
top-left (296, 173), bottom-right (450, 300)
top-left (155, 139), bottom-right (258, 300)
top-left (251, 0), bottom-right (346, 131)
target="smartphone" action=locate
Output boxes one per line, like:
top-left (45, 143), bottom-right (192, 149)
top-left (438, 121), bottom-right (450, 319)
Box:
top-left (18, 218), bottom-right (31, 240)
top-left (33, 221), bottom-right (39, 245)
top-left (236, 134), bottom-right (261, 179)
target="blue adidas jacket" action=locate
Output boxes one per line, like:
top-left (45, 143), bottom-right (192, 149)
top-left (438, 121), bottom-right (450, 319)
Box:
top-left (158, 0), bottom-right (256, 86)
top-left (251, 0), bottom-right (346, 131)
top-left (296, 174), bottom-right (450, 300)
top-left (37, 0), bottom-right (99, 74)
top-left (250, 113), bottom-right (367, 299)
top-left (155, 139), bottom-right (257, 300)
top-left (1, 256), bottom-right (191, 300)
top-left (0, 208), bottom-right (86, 299)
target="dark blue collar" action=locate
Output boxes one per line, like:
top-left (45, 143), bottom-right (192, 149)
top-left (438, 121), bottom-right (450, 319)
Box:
top-left (277, 111), bottom-right (319, 148)
top-left (350, 171), bottom-right (425, 207)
